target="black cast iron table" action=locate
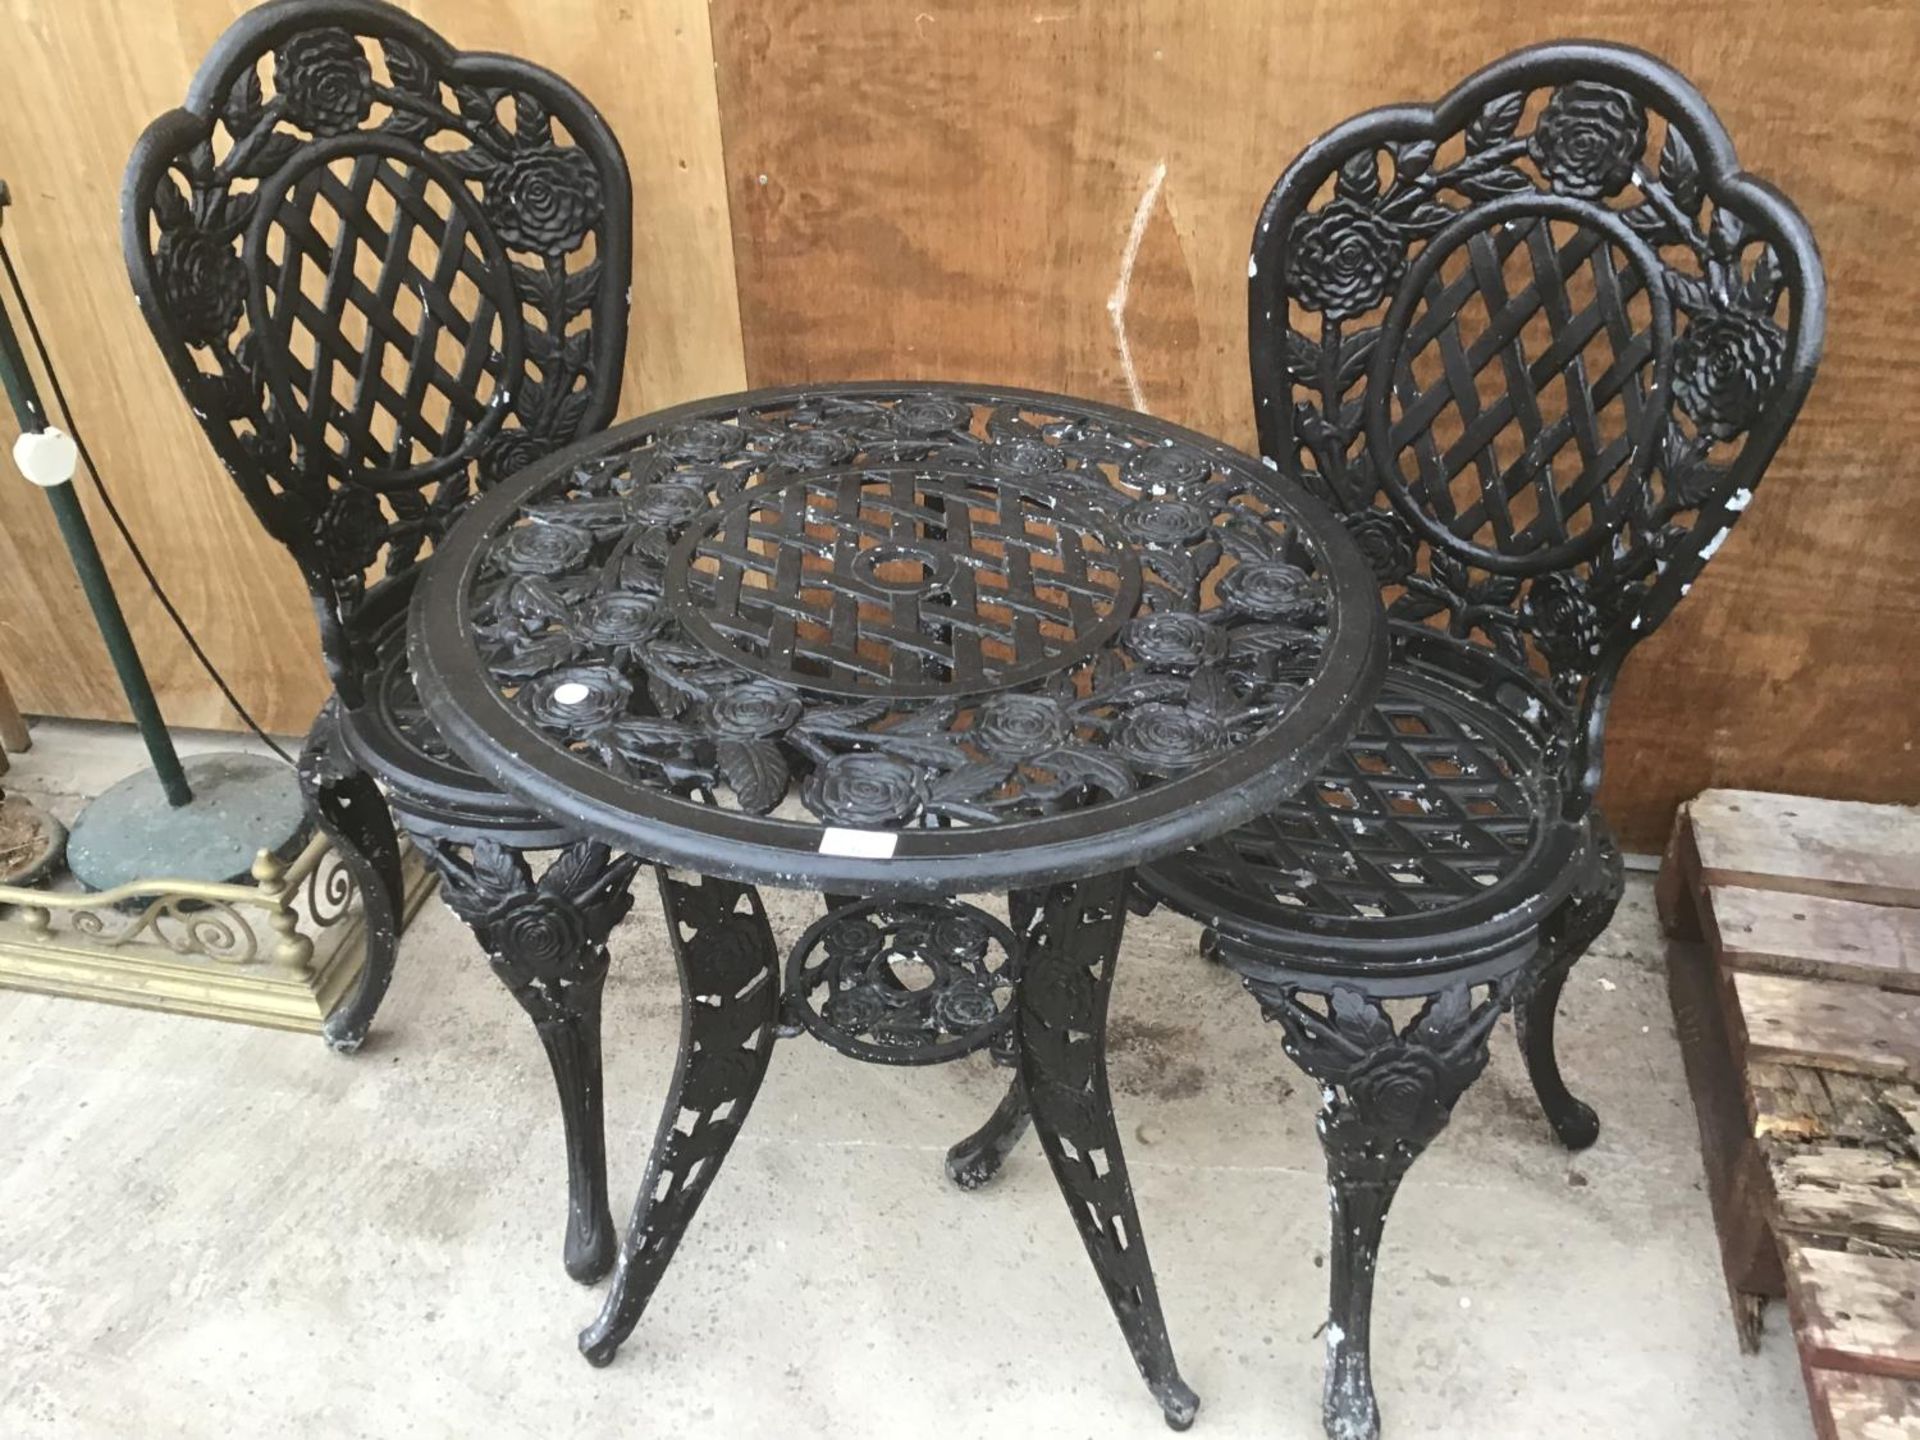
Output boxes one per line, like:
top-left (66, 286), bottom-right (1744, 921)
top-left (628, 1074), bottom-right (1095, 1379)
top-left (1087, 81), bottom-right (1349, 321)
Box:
top-left (407, 381), bottom-right (1386, 1427)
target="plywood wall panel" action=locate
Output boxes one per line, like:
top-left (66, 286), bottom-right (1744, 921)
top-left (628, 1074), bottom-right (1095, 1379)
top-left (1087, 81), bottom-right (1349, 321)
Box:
top-left (0, 0), bottom-right (743, 735)
top-left (710, 0), bottom-right (1920, 847)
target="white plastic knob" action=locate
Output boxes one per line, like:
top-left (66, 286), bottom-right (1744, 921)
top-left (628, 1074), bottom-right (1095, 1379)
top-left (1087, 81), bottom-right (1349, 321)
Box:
top-left (12, 427), bottom-right (79, 488)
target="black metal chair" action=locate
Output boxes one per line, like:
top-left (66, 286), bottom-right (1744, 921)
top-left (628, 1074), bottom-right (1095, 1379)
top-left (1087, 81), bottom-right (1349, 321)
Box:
top-left (1139, 42), bottom-right (1825, 1439)
top-left (123, 0), bottom-right (634, 1281)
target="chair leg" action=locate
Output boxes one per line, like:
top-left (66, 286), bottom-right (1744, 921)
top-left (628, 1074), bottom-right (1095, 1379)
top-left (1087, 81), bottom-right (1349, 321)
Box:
top-left (298, 722), bottom-right (404, 1055)
top-left (428, 837), bottom-right (642, 1286)
top-left (1251, 980), bottom-right (1504, 1440)
top-left (1514, 831), bottom-right (1624, 1152)
top-left (580, 870), bottom-right (780, 1365)
top-left (1018, 872), bottom-right (1199, 1431)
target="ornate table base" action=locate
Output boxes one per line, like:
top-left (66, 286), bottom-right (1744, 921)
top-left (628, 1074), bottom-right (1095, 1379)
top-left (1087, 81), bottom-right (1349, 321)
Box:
top-left (412, 843), bottom-right (1197, 1429)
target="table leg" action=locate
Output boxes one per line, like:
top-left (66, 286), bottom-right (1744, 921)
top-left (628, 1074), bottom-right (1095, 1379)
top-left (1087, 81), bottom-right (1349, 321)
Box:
top-left (579, 870), bottom-right (780, 1366)
top-left (1017, 870), bottom-right (1199, 1431)
top-left (429, 837), bottom-right (643, 1285)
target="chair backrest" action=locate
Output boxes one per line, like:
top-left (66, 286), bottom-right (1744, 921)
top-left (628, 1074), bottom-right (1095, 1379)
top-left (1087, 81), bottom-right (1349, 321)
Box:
top-left (123, 0), bottom-right (632, 707)
top-left (1248, 42), bottom-right (1824, 812)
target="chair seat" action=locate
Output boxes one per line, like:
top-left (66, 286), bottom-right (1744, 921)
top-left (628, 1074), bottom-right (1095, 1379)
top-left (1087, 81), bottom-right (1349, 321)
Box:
top-left (333, 617), bottom-right (558, 841)
top-left (1139, 654), bottom-right (1595, 987)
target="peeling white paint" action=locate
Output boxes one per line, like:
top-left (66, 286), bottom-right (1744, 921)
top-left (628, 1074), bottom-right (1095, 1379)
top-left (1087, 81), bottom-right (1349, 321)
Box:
top-left (1727, 487), bottom-right (1753, 511)
top-left (1107, 159), bottom-right (1169, 413)
top-left (1699, 526), bottom-right (1732, 560)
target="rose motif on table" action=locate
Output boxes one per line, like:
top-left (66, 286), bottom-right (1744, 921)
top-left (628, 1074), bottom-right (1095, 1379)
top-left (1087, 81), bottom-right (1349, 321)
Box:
top-left (155, 230), bottom-right (245, 348)
top-left (482, 428), bottom-right (557, 486)
top-left (274, 29), bottom-right (373, 136)
top-left (1122, 613), bottom-right (1226, 672)
top-left (932, 978), bottom-right (1004, 1034)
top-left (804, 752), bottom-right (927, 826)
top-left (1284, 199), bottom-right (1408, 321)
top-left (492, 520), bottom-right (593, 576)
top-left (1521, 571), bottom-right (1602, 671)
top-left (1671, 309), bottom-right (1788, 441)
top-left (988, 437), bottom-right (1065, 475)
top-left (628, 482), bottom-right (709, 529)
top-left (483, 893), bottom-right (588, 980)
top-left (524, 664), bottom-right (631, 732)
top-left (1527, 82), bottom-right (1647, 200)
top-left (705, 682), bottom-right (803, 739)
top-left (931, 911), bottom-right (993, 964)
top-left (316, 486), bottom-right (388, 572)
top-left (824, 985), bottom-right (889, 1035)
top-left (823, 915), bottom-right (885, 966)
top-left (771, 429), bottom-right (858, 470)
top-left (1121, 499), bottom-right (1210, 548)
top-left (1124, 445), bottom-right (1212, 495)
top-left (571, 592), bottom-right (662, 649)
top-left (970, 694), bottom-right (1071, 761)
top-left (1219, 560), bottom-right (1320, 621)
top-left (890, 396), bottom-right (973, 436)
top-left (1345, 1046), bottom-right (1446, 1132)
top-left (659, 420), bottom-right (745, 463)
top-left (1111, 703), bottom-right (1228, 778)
top-left (485, 147), bottom-right (603, 255)
top-left (1343, 509), bottom-right (1418, 586)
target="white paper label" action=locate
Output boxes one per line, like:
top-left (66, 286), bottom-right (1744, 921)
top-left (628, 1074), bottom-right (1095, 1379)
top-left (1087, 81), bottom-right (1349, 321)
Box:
top-left (552, 681), bottom-right (591, 706)
top-left (818, 828), bottom-right (898, 859)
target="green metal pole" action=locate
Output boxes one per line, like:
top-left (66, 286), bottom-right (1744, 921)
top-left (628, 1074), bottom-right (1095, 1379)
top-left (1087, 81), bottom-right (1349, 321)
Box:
top-left (0, 185), bottom-right (192, 806)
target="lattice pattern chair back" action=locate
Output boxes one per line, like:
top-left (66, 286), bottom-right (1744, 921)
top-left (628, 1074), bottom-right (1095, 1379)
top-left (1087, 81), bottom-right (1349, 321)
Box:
top-left (1248, 42), bottom-right (1823, 809)
top-left (124, 0), bottom-right (632, 706)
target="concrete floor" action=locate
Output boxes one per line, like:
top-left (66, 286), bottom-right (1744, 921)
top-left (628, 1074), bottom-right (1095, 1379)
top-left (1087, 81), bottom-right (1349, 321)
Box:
top-left (0, 727), bottom-right (1811, 1438)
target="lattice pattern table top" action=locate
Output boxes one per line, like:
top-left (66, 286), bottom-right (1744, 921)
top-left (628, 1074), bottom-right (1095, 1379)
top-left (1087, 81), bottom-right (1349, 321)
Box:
top-left (409, 383), bottom-right (1386, 894)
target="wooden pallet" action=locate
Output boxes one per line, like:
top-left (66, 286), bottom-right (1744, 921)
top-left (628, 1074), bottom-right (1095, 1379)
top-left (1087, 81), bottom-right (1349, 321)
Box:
top-left (1662, 789), bottom-right (1920, 1439)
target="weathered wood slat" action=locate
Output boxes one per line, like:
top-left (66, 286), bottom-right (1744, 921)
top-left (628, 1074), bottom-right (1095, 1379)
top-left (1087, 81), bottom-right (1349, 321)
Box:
top-left (1774, 1147), bottom-right (1920, 1251)
top-left (1749, 1062), bottom-right (1918, 1148)
top-left (1712, 886), bottom-right (1920, 992)
top-left (1805, 1367), bottom-right (1920, 1440)
top-left (1735, 972), bottom-right (1920, 1083)
top-left (1787, 1243), bottom-right (1920, 1380)
top-left (1691, 792), bottom-right (1920, 909)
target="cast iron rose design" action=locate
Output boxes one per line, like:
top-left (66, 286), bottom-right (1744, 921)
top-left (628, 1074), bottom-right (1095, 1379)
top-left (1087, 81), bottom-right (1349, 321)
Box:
top-left (482, 429), bottom-right (556, 486)
top-left (486, 148), bottom-right (603, 255)
top-left (155, 231), bottom-right (246, 348)
top-left (492, 521), bottom-right (594, 575)
top-left (1284, 199), bottom-right (1408, 320)
top-left (317, 486), bottom-right (388, 572)
top-left (1345, 1046), bottom-right (1448, 1133)
top-left (706, 682), bottom-right (803, 739)
top-left (970, 694), bottom-right (1071, 761)
top-left (628, 482), bottom-right (710, 529)
top-left (890, 395), bottom-right (973, 435)
top-left (1219, 560), bottom-right (1320, 622)
top-left (805, 752), bottom-right (928, 826)
top-left (660, 420), bottom-right (746, 463)
top-left (484, 893), bottom-right (589, 980)
top-left (1123, 613), bottom-right (1226, 672)
top-left (1342, 509), bottom-right (1418, 586)
top-left (988, 436), bottom-right (1066, 475)
top-left (1671, 309), bottom-right (1788, 440)
top-left (932, 979), bottom-right (1004, 1033)
top-left (1112, 703), bottom-right (1228, 777)
top-left (1125, 445), bottom-right (1212, 495)
top-left (572, 593), bottom-right (663, 649)
top-left (525, 664), bottom-right (632, 732)
top-left (771, 429), bottom-right (859, 470)
top-left (823, 915), bottom-right (885, 965)
top-left (1121, 499), bottom-right (1211, 548)
top-left (274, 29), bottom-right (374, 137)
top-left (1527, 82), bottom-right (1647, 200)
top-left (1521, 572), bottom-right (1603, 673)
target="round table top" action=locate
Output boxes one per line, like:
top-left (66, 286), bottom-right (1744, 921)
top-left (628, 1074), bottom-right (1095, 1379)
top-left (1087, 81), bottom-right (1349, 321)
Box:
top-left (410, 382), bottom-right (1385, 895)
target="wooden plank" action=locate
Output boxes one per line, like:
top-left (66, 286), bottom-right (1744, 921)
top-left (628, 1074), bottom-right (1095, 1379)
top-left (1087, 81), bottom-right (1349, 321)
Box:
top-left (1774, 1147), bottom-right (1920, 1252)
top-left (0, 662), bottom-right (27, 753)
top-left (1805, 1368), bottom-right (1920, 1440)
top-left (709, 0), bottom-right (1920, 852)
top-left (1786, 1243), bottom-right (1920, 1381)
top-left (1692, 792), bottom-right (1920, 910)
top-left (0, 0), bottom-right (743, 735)
top-left (1712, 886), bottom-right (1920, 992)
top-left (1750, 1063), bottom-right (1917, 1149)
top-left (1657, 807), bottom-right (1706, 941)
top-left (1668, 936), bottom-right (1782, 1340)
top-left (1735, 972), bottom-right (1920, 1083)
